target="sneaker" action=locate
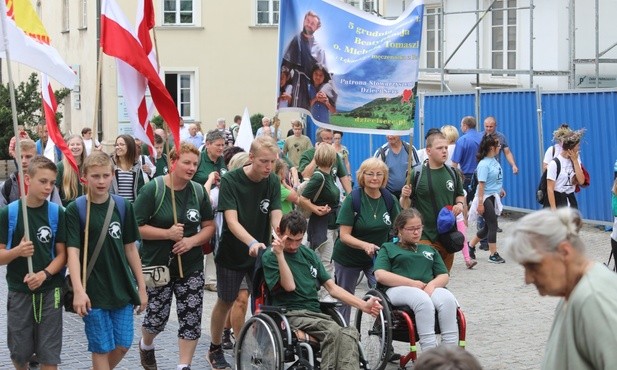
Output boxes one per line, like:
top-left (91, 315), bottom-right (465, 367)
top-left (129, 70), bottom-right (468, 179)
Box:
top-left (204, 283), bottom-right (217, 292)
top-left (180, 367), bottom-right (191, 370)
top-left (208, 347), bottom-right (231, 369)
top-left (466, 259), bottom-right (478, 269)
top-left (497, 227), bottom-right (503, 233)
top-left (468, 244), bottom-right (476, 260)
top-left (479, 242), bottom-right (489, 251)
top-left (139, 344), bottom-right (157, 370)
top-left (221, 328), bottom-right (234, 350)
top-left (488, 252), bottom-right (506, 264)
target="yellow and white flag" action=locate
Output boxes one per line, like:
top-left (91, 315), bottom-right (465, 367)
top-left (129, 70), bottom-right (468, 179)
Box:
top-left (0, 0), bottom-right (75, 87)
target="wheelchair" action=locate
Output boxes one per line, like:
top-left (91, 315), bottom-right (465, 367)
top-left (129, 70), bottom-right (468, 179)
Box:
top-left (355, 288), bottom-right (467, 370)
top-left (234, 255), bottom-right (371, 369)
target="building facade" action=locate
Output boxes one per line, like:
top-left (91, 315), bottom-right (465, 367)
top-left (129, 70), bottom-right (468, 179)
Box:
top-left (6, 0), bottom-right (614, 145)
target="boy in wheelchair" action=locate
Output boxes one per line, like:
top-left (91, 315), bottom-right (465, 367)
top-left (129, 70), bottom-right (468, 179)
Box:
top-left (261, 211), bottom-right (383, 369)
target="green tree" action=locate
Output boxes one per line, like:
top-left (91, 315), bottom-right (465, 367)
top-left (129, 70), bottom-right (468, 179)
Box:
top-left (250, 113), bottom-right (264, 135)
top-left (0, 73), bottom-right (69, 159)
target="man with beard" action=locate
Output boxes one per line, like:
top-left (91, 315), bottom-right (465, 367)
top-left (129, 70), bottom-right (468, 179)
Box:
top-left (282, 11), bottom-right (327, 110)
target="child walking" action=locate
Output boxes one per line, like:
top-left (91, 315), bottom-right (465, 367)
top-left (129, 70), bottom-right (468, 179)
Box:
top-left (65, 151), bottom-right (147, 370)
top-left (0, 156), bottom-right (67, 370)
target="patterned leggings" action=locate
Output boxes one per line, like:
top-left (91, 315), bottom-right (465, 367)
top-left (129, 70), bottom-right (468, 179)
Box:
top-left (142, 270), bottom-right (205, 340)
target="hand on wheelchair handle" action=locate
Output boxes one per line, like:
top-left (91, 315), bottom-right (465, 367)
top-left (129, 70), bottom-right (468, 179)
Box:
top-left (364, 296), bottom-right (383, 317)
top-left (249, 242), bottom-right (266, 257)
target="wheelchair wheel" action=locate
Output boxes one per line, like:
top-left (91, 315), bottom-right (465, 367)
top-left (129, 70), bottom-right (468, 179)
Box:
top-left (355, 292), bottom-right (392, 370)
top-left (235, 314), bottom-right (284, 369)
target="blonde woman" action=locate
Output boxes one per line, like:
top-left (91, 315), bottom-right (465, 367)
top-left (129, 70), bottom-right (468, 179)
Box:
top-left (56, 134), bottom-right (86, 206)
top-left (441, 124), bottom-right (459, 166)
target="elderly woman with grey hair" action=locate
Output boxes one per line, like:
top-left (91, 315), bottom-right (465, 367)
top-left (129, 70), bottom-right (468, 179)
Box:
top-left (505, 208), bottom-right (617, 370)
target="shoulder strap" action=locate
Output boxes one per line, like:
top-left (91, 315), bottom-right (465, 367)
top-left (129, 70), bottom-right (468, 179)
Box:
top-left (153, 176), bottom-right (166, 217)
top-left (380, 188), bottom-right (395, 214)
top-left (312, 171), bottom-right (326, 202)
top-left (47, 202), bottom-right (59, 259)
top-left (412, 161), bottom-right (425, 196)
top-left (110, 194), bottom-right (126, 226)
top-left (351, 188), bottom-right (362, 223)
top-left (554, 157), bottom-right (561, 178)
top-left (442, 164), bottom-right (459, 203)
top-left (85, 196), bottom-right (116, 281)
top-left (6, 200), bottom-right (19, 249)
top-left (76, 195), bottom-right (87, 230)
top-left (191, 180), bottom-right (205, 205)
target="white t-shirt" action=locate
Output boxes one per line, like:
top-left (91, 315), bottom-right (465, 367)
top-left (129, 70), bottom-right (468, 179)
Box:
top-left (83, 138), bottom-right (100, 156)
top-left (547, 155), bottom-right (577, 194)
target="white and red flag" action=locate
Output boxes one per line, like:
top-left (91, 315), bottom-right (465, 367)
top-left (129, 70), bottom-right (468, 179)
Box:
top-left (116, 0), bottom-right (157, 155)
top-left (101, 0), bottom-right (180, 149)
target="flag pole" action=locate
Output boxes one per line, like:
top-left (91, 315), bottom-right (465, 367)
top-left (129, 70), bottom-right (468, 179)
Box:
top-left (92, 46), bottom-right (103, 139)
top-left (152, 26), bottom-right (182, 277)
top-left (0, 6), bottom-right (33, 274)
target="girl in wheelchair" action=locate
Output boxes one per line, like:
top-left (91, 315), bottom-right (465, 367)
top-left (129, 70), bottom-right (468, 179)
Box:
top-left (374, 208), bottom-right (459, 351)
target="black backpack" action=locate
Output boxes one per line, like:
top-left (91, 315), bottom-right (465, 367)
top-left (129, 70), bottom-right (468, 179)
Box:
top-left (536, 158), bottom-right (561, 205)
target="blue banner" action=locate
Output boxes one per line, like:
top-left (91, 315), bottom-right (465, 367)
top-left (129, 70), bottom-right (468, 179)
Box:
top-left (277, 0), bottom-right (424, 134)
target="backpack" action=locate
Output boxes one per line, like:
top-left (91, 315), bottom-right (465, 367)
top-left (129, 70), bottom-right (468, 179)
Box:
top-left (75, 194), bottom-right (127, 230)
top-left (350, 187), bottom-right (395, 225)
top-left (536, 158), bottom-right (561, 205)
top-left (153, 176), bottom-right (205, 218)
top-left (6, 200), bottom-right (60, 259)
top-left (410, 160), bottom-right (459, 206)
top-left (1, 177), bottom-right (12, 203)
top-left (376, 142), bottom-right (420, 166)
top-left (467, 171), bottom-right (479, 199)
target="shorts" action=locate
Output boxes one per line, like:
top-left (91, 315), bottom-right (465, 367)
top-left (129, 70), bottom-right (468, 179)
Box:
top-left (7, 288), bottom-right (63, 365)
top-left (215, 263), bottom-right (252, 302)
top-left (83, 304), bottom-right (134, 353)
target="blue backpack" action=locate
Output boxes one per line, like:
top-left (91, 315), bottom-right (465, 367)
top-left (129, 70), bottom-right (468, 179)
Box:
top-left (7, 200), bottom-right (60, 259)
top-left (75, 194), bottom-right (127, 230)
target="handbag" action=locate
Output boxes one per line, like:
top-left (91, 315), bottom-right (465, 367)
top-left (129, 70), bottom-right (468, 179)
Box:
top-left (64, 196), bottom-right (116, 313)
top-left (574, 164), bottom-right (590, 193)
top-left (142, 265), bottom-right (171, 288)
top-left (427, 167), bottom-right (464, 254)
top-left (296, 171), bottom-right (326, 218)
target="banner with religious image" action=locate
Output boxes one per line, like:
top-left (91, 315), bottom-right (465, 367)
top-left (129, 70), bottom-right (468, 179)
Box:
top-left (277, 0), bottom-right (424, 134)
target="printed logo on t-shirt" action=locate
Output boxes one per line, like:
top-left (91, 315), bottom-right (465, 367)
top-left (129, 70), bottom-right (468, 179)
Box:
top-left (382, 212), bottom-right (391, 225)
top-left (163, 166), bottom-right (168, 174)
top-left (259, 199), bottom-right (270, 214)
top-left (186, 209), bottom-right (200, 223)
top-left (309, 265), bottom-right (318, 278)
top-left (108, 221), bottom-right (122, 239)
top-left (423, 251), bottom-right (434, 261)
top-left (36, 226), bottom-right (52, 244)
top-left (446, 179), bottom-right (454, 192)
top-left (331, 167), bottom-right (338, 177)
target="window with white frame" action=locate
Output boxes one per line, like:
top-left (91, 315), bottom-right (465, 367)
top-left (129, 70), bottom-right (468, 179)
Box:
top-left (344, 0), bottom-right (377, 13)
top-left (62, 0), bottom-right (69, 32)
top-left (425, 6), bottom-right (442, 69)
top-left (256, 0), bottom-right (279, 25)
top-left (163, 0), bottom-right (193, 25)
top-left (164, 72), bottom-right (194, 119)
top-left (491, 0), bottom-right (516, 76)
top-left (78, 0), bottom-right (87, 29)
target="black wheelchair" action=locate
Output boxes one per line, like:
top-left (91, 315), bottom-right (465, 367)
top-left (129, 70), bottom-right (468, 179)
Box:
top-left (234, 256), bottom-right (371, 369)
top-left (355, 288), bottom-right (467, 370)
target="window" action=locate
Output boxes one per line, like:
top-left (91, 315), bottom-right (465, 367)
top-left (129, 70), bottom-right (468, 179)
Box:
top-left (163, 0), bottom-right (193, 25)
top-left (491, 0), bottom-right (516, 76)
top-left (164, 72), bottom-right (194, 119)
top-left (344, 0), bottom-right (377, 13)
top-left (256, 0), bottom-right (279, 25)
top-left (78, 0), bottom-right (87, 29)
top-left (62, 0), bottom-right (69, 32)
top-left (425, 6), bottom-right (442, 69)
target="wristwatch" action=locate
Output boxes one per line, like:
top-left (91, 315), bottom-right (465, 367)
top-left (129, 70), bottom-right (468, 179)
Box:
top-left (43, 269), bottom-right (52, 281)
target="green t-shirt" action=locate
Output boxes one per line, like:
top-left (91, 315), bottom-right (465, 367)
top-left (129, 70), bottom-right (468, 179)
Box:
top-left (263, 245), bottom-right (330, 313)
top-left (333, 191), bottom-right (400, 268)
top-left (374, 242), bottom-right (448, 289)
top-left (0, 201), bottom-right (66, 293)
top-left (280, 184), bottom-right (294, 215)
top-left (56, 161), bottom-right (85, 207)
top-left (216, 168), bottom-right (281, 271)
top-left (410, 165), bottom-right (464, 242)
top-left (283, 135), bottom-right (313, 167)
top-left (154, 155), bottom-right (168, 177)
top-left (193, 150), bottom-right (226, 185)
top-left (301, 169), bottom-right (340, 228)
top-left (66, 196), bottom-right (141, 309)
top-left (298, 148), bottom-right (348, 180)
top-left (134, 179), bottom-right (213, 278)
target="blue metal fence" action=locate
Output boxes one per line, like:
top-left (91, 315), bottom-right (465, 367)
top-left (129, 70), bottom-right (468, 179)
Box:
top-left (306, 89), bottom-right (617, 223)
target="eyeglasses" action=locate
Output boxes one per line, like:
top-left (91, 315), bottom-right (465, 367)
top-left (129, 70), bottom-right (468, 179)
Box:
top-left (402, 226), bottom-right (423, 233)
top-left (364, 172), bottom-right (384, 178)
